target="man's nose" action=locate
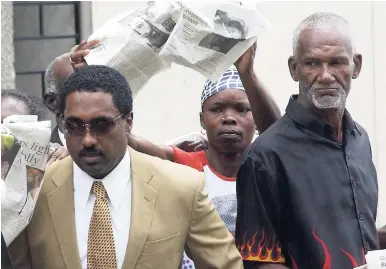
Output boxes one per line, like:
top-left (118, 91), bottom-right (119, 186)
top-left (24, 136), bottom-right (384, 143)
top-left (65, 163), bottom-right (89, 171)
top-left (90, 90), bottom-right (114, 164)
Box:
top-left (81, 127), bottom-right (98, 148)
top-left (318, 63), bottom-right (336, 84)
top-left (221, 114), bottom-right (237, 125)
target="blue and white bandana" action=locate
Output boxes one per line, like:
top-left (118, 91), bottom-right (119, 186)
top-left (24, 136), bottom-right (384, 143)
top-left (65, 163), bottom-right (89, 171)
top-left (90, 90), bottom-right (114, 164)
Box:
top-left (201, 67), bottom-right (244, 107)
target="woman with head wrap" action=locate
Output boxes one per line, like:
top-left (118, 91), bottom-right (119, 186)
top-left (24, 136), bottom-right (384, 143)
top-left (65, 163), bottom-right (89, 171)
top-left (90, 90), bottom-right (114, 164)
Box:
top-left (128, 46), bottom-right (280, 268)
top-left (70, 43), bottom-right (281, 268)
top-left (125, 45), bottom-right (280, 171)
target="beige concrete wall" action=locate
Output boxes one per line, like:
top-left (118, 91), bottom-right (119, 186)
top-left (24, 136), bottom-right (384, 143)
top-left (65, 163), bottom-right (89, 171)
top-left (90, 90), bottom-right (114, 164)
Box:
top-left (1, 1), bottom-right (15, 89)
top-left (91, 1), bottom-right (386, 226)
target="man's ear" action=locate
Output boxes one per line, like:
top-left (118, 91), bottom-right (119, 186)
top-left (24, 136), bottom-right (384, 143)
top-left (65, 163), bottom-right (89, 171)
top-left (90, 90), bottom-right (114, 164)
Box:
top-left (352, 53), bottom-right (362, 79)
top-left (125, 111), bottom-right (133, 135)
top-left (288, 56), bottom-right (299, 82)
top-left (43, 94), bottom-right (59, 114)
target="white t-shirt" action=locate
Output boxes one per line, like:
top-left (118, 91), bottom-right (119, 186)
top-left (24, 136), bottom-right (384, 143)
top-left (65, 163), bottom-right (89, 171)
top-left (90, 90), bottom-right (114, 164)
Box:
top-left (181, 165), bottom-right (236, 269)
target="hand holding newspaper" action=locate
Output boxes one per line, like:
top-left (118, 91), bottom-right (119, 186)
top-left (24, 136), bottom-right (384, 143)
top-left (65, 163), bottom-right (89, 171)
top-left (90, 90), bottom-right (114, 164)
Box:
top-left (1, 115), bottom-right (51, 246)
top-left (353, 249), bottom-right (386, 269)
top-left (85, 0), bottom-right (269, 95)
top-left (365, 250), bottom-right (386, 269)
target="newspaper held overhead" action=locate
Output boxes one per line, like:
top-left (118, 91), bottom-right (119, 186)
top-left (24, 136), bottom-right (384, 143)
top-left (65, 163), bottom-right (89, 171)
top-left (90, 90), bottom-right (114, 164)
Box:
top-left (85, 1), bottom-right (269, 96)
top-left (1, 115), bottom-right (51, 246)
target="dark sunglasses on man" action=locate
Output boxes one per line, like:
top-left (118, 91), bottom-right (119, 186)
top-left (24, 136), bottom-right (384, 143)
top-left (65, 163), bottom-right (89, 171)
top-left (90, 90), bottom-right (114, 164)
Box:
top-left (62, 114), bottom-right (123, 136)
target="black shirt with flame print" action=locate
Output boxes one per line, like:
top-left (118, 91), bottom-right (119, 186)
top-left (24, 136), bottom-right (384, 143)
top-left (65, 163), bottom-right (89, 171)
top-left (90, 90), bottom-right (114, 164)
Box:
top-left (235, 96), bottom-right (379, 269)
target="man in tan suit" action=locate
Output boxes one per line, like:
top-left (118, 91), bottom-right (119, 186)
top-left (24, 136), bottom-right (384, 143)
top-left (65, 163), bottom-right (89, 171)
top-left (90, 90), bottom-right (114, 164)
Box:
top-left (9, 65), bottom-right (242, 269)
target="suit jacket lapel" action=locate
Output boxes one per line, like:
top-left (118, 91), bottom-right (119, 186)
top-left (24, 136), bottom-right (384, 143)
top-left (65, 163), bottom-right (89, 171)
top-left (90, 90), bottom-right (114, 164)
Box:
top-left (122, 148), bottom-right (157, 269)
top-left (47, 158), bottom-right (82, 269)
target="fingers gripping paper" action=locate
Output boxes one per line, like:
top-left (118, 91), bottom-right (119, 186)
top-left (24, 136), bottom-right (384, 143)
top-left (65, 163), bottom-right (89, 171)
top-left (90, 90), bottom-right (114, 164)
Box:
top-left (84, 0), bottom-right (269, 96)
top-left (1, 115), bottom-right (51, 246)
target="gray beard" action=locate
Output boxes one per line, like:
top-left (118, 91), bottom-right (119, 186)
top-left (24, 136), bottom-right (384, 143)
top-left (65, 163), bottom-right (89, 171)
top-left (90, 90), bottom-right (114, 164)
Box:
top-left (308, 88), bottom-right (347, 110)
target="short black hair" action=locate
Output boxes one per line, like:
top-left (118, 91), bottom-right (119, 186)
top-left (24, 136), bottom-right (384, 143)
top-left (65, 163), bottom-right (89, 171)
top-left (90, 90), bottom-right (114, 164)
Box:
top-left (59, 65), bottom-right (133, 115)
top-left (1, 89), bottom-right (45, 120)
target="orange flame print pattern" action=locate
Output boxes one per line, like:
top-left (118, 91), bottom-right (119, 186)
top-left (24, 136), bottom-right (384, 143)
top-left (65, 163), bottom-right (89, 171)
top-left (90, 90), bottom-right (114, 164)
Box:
top-left (237, 228), bottom-right (285, 263)
top-left (313, 227), bottom-right (366, 269)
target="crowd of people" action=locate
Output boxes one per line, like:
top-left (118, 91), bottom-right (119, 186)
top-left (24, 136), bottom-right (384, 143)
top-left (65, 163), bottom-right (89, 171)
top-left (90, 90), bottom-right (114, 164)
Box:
top-left (1, 11), bottom-right (386, 269)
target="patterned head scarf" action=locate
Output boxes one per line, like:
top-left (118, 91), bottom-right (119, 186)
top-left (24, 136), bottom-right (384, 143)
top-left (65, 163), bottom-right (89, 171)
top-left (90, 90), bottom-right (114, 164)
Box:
top-left (201, 67), bottom-right (244, 107)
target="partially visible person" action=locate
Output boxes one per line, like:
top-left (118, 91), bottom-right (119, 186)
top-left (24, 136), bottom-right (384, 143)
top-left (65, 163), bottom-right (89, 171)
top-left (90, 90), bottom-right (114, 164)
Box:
top-left (1, 89), bottom-right (68, 166)
top-left (44, 53), bottom-right (74, 146)
top-left (236, 12), bottom-right (378, 269)
top-left (1, 89), bottom-right (44, 122)
top-left (126, 46), bottom-right (280, 233)
top-left (8, 65), bottom-right (243, 269)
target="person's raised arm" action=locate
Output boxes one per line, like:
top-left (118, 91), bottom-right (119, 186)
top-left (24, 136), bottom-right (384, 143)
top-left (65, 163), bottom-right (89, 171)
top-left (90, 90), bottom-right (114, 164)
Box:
top-left (235, 43), bottom-right (281, 134)
top-left (128, 134), bottom-right (174, 161)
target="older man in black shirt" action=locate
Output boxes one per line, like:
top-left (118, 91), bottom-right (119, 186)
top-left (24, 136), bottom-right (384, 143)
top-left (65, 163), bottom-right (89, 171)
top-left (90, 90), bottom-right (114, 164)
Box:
top-left (235, 12), bottom-right (379, 269)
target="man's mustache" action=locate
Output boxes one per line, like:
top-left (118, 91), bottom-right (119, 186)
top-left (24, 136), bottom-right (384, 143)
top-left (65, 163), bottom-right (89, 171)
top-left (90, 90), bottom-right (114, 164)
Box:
top-left (79, 148), bottom-right (104, 157)
top-left (311, 86), bottom-right (341, 90)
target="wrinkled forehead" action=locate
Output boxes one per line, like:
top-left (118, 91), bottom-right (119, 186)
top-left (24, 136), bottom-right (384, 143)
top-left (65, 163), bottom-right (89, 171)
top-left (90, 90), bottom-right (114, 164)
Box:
top-left (297, 27), bottom-right (353, 57)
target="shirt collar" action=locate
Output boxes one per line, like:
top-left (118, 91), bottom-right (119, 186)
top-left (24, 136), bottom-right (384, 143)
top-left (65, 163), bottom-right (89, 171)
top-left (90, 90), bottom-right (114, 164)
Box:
top-left (73, 149), bottom-right (131, 213)
top-left (285, 95), bottom-right (360, 139)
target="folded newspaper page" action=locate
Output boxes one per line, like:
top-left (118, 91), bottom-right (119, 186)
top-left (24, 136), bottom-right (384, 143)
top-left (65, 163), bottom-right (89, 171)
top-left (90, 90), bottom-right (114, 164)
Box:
top-left (365, 249), bottom-right (386, 269)
top-left (352, 249), bottom-right (386, 269)
top-left (85, 0), bottom-right (269, 95)
top-left (1, 115), bottom-right (51, 246)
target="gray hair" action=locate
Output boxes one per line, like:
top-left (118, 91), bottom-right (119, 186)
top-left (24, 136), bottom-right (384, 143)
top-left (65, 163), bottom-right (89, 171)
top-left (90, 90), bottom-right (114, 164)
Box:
top-left (292, 12), bottom-right (354, 56)
top-left (44, 60), bottom-right (58, 95)
top-left (44, 52), bottom-right (72, 95)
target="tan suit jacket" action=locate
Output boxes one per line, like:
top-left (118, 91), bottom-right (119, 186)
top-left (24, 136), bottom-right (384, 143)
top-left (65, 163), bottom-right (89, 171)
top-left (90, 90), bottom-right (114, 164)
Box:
top-left (9, 147), bottom-right (243, 269)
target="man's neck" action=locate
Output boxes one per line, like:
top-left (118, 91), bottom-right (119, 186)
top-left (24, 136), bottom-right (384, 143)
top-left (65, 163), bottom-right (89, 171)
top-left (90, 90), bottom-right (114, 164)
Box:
top-left (206, 146), bottom-right (242, 178)
top-left (298, 96), bottom-right (345, 142)
top-left (312, 107), bottom-right (344, 141)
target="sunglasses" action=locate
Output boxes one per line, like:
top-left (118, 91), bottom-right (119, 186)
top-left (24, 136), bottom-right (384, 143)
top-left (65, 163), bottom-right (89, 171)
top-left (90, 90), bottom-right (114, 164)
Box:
top-left (62, 114), bottom-right (123, 136)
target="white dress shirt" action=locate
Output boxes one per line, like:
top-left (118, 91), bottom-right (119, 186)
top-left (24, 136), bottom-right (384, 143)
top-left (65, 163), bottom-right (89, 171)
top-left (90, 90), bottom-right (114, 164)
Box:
top-left (73, 150), bottom-right (131, 269)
